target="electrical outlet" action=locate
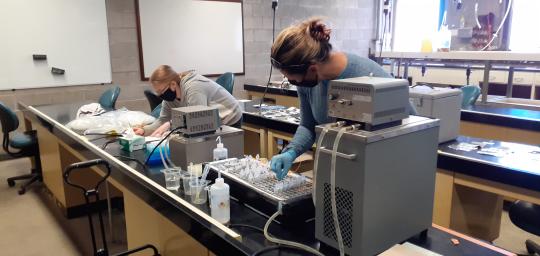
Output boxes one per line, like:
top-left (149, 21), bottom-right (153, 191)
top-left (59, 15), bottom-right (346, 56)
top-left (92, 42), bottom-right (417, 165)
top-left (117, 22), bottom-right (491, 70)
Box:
top-left (51, 67), bottom-right (65, 75)
top-left (32, 54), bottom-right (47, 60)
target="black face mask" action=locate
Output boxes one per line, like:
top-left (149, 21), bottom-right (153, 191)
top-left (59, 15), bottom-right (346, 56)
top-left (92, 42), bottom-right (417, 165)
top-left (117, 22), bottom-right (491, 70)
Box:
top-left (289, 72), bottom-right (319, 88)
top-left (159, 88), bottom-right (177, 102)
top-left (289, 79), bottom-right (319, 87)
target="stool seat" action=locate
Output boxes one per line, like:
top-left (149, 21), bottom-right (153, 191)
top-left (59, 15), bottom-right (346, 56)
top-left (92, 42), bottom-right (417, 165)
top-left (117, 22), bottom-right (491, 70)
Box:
top-left (509, 200), bottom-right (540, 236)
top-left (509, 200), bottom-right (540, 254)
top-left (99, 86), bottom-right (120, 111)
top-left (461, 85), bottom-right (481, 108)
top-left (9, 132), bottom-right (36, 149)
top-left (216, 72), bottom-right (234, 95)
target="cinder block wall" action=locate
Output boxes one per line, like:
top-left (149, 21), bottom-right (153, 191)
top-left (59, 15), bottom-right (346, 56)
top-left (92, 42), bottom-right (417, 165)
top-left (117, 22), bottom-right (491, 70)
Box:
top-left (243, 0), bottom-right (376, 92)
top-left (0, 0), bottom-right (376, 114)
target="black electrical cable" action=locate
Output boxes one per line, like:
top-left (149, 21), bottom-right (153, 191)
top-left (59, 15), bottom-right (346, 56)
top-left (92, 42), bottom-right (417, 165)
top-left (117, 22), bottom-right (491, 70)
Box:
top-left (229, 224), bottom-right (266, 234)
top-left (259, 68), bottom-right (273, 113)
top-left (251, 245), bottom-right (281, 256)
top-left (250, 245), bottom-right (320, 256)
top-left (378, 10), bottom-right (388, 65)
top-left (259, 0), bottom-right (278, 113)
top-left (87, 134), bottom-right (122, 142)
top-left (113, 155), bottom-right (149, 172)
top-left (143, 126), bottom-right (185, 165)
top-left (84, 133), bottom-right (123, 137)
top-left (101, 138), bottom-right (119, 150)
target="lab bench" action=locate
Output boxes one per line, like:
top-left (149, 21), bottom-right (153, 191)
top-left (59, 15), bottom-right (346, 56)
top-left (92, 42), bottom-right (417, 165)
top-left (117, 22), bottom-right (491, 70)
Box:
top-left (242, 82), bottom-right (540, 145)
top-left (244, 84), bottom-right (299, 108)
top-left (460, 104), bottom-right (540, 145)
top-left (19, 101), bottom-right (516, 256)
top-left (242, 110), bottom-right (299, 158)
top-left (436, 137), bottom-right (540, 241)
top-left (243, 107), bottom-right (540, 243)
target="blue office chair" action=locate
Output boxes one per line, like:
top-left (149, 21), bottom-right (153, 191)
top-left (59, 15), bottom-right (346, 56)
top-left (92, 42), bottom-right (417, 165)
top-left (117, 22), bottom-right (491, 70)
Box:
top-left (0, 101), bottom-right (42, 195)
top-left (509, 200), bottom-right (540, 255)
top-left (99, 86), bottom-right (121, 111)
top-left (216, 72), bottom-right (235, 95)
top-left (144, 89), bottom-right (162, 112)
top-left (461, 85), bottom-right (481, 108)
top-left (150, 103), bottom-right (162, 118)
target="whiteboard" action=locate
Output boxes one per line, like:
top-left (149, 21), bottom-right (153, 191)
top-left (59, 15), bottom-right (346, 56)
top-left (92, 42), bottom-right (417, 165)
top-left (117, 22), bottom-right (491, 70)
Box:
top-left (137, 0), bottom-right (244, 79)
top-left (0, 0), bottom-right (111, 90)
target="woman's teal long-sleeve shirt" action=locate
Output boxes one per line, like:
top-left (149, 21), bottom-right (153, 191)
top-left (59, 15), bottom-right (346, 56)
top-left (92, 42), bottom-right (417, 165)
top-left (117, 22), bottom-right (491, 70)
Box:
top-left (282, 53), bottom-right (417, 157)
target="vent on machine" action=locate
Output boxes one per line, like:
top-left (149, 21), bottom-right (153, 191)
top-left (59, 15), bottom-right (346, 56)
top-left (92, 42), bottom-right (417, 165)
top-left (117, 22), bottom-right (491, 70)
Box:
top-left (333, 85), bottom-right (372, 94)
top-left (189, 123), bottom-right (214, 133)
top-left (323, 183), bottom-right (354, 248)
top-left (189, 109), bottom-right (214, 119)
top-left (188, 110), bottom-right (217, 133)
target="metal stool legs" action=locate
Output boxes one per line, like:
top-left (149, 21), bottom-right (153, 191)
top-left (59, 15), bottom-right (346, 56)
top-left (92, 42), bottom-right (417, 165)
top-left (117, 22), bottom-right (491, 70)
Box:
top-left (63, 159), bottom-right (160, 256)
top-left (7, 149), bottom-right (43, 195)
top-left (7, 172), bottom-right (41, 194)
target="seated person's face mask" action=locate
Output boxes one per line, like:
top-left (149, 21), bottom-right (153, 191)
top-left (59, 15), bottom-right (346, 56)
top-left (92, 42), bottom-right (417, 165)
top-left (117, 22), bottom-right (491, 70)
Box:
top-left (159, 88), bottom-right (177, 102)
top-left (157, 82), bottom-right (177, 102)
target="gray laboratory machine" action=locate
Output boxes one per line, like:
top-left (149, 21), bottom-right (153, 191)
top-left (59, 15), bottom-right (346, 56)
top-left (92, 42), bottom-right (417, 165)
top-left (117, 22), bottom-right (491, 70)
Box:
top-left (409, 85), bottom-right (462, 143)
top-left (328, 76), bottom-right (410, 128)
top-left (168, 106), bottom-right (243, 170)
top-left (170, 105), bottom-right (221, 136)
top-left (315, 77), bottom-right (440, 256)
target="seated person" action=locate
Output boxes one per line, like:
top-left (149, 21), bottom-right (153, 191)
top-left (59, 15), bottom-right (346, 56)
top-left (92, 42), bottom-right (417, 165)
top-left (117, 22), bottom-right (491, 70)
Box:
top-left (134, 65), bottom-right (242, 136)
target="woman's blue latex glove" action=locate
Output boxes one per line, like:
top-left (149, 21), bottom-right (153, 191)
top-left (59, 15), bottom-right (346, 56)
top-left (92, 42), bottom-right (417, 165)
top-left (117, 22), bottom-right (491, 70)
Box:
top-left (270, 150), bottom-right (297, 180)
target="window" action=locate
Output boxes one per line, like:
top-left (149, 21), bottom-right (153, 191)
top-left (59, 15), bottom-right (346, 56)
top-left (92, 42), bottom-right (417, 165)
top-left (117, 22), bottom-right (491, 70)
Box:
top-left (392, 0), bottom-right (441, 52)
top-left (509, 0), bottom-right (540, 52)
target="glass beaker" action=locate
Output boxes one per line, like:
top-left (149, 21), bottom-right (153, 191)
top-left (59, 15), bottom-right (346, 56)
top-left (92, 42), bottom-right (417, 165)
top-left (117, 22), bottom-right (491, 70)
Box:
top-left (161, 168), bottom-right (181, 191)
top-left (189, 180), bottom-right (209, 205)
top-left (181, 172), bottom-right (197, 195)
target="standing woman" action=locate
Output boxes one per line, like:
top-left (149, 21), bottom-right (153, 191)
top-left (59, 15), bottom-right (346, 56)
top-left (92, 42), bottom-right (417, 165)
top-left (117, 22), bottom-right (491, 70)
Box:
top-left (269, 17), bottom-right (416, 179)
top-left (134, 65), bottom-right (242, 136)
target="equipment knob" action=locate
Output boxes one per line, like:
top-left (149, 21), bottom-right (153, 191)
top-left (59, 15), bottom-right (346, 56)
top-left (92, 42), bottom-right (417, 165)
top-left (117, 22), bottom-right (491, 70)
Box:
top-left (337, 99), bottom-right (352, 105)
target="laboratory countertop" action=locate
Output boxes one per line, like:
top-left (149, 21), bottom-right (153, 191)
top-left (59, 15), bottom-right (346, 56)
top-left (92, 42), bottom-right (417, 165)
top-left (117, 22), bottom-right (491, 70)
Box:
top-left (20, 102), bottom-right (515, 256)
top-left (243, 109), bottom-right (540, 193)
top-left (244, 84), bottom-right (298, 97)
top-left (438, 137), bottom-right (540, 193)
top-left (243, 83), bottom-right (540, 131)
top-left (243, 111), bottom-right (299, 134)
top-left (462, 104), bottom-right (540, 131)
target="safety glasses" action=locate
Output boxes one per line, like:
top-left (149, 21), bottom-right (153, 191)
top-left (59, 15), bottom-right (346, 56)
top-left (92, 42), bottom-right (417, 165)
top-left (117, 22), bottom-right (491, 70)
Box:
top-left (270, 57), bottom-right (310, 74)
